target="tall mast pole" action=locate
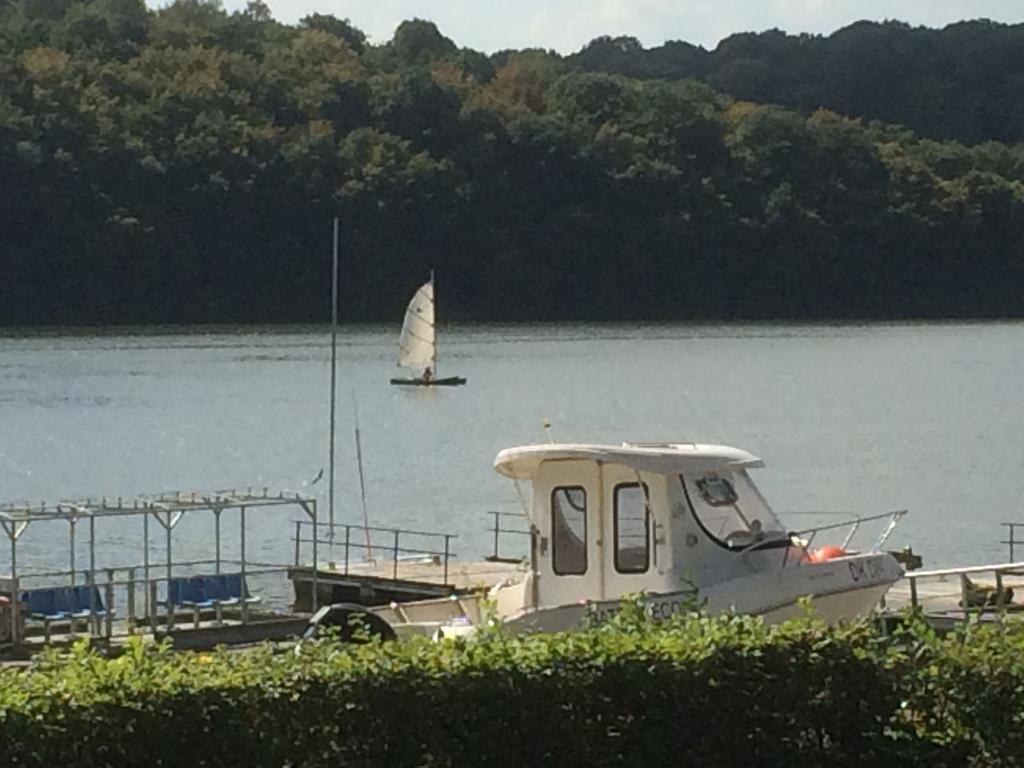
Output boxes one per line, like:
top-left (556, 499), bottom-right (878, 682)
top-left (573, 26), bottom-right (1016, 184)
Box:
top-left (430, 269), bottom-right (437, 376)
top-left (328, 217), bottom-right (339, 538)
top-left (351, 390), bottom-right (374, 559)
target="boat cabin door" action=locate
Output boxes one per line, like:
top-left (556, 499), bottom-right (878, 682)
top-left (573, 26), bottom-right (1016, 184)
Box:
top-left (534, 459), bottom-right (603, 607)
top-left (600, 466), bottom-right (655, 599)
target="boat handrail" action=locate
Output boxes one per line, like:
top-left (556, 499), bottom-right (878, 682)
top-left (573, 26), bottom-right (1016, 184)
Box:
top-left (794, 508), bottom-right (907, 552)
top-left (485, 510), bottom-right (530, 562)
top-left (740, 509), bottom-right (908, 564)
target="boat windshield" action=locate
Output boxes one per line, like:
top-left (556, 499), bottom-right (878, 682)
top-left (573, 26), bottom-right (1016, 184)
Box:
top-left (681, 471), bottom-right (785, 549)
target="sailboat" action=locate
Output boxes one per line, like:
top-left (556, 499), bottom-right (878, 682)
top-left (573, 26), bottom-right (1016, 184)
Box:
top-left (390, 272), bottom-right (466, 387)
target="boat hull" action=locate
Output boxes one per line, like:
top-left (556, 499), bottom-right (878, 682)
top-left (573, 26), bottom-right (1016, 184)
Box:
top-left (390, 376), bottom-right (466, 387)
top-left (496, 552), bottom-right (904, 634)
top-left (501, 584), bottom-right (896, 635)
top-left (366, 557), bottom-right (901, 640)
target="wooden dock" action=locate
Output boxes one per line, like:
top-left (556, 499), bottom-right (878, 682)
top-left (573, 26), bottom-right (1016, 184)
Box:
top-left (289, 558), bottom-right (523, 612)
top-left (881, 562), bottom-right (1024, 630)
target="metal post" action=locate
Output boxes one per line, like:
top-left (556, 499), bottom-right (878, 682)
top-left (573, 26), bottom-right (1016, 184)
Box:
top-left (127, 567), bottom-right (136, 633)
top-left (443, 535), bottom-right (450, 585)
top-left (240, 506), bottom-right (248, 623)
top-left (344, 525), bottom-right (351, 574)
top-left (996, 571), bottom-right (1006, 622)
top-left (214, 508), bottom-right (222, 574)
top-left (493, 513), bottom-right (500, 560)
top-left (149, 581), bottom-right (158, 634)
top-left (329, 216), bottom-right (339, 538)
top-left (294, 521), bottom-right (301, 567)
top-left (311, 500), bottom-right (318, 613)
top-left (10, 575), bottom-right (19, 650)
top-left (909, 576), bottom-right (918, 609)
top-left (69, 517), bottom-right (76, 586)
top-left (9, 528), bottom-right (19, 649)
top-left (166, 513), bottom-right (174, 631)
top-left (393, 530), bottom-right (400, 579)
top-left (1011, 525), bottom-right (1017, 563)
top-left (89, 515), bottom-right (97, 635)
top-left (143, 512), bottom-right (150, 619)
top-left (104, 578), bottom-right (114, 640)
top-left (960, 573), bottom-right (970, 624)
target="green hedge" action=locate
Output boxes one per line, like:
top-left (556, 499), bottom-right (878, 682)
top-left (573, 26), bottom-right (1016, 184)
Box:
top-left (1, 608), bottom-right (1022, 767)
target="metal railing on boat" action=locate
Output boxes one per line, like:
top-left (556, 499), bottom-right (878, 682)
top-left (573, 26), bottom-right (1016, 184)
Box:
top-left (736, 509), bottom-right (908, 565)
top-left (485, 511), bottom-right (529, 563)
top-left (293, 520), bottom-right (457, 585)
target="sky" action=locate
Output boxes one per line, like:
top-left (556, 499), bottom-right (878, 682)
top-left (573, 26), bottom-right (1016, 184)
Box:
top-left (199, 0), bottom-right (1024, 54)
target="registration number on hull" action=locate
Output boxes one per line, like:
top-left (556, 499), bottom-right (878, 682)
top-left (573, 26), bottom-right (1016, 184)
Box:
top-left (847, 557), bottom-right (888, 583)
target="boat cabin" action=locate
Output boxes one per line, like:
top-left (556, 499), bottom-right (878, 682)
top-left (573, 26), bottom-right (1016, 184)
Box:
top-left (493, 442), bottom-right (799, 613)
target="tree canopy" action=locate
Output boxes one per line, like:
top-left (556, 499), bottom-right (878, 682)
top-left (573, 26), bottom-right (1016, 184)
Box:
top-left (570, 20), bottom-right (1024, 146)
top-left (1, 4), bottom-right (1023, 326)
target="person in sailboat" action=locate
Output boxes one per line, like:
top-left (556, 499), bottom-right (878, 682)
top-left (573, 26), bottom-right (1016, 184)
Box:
top-left (422, 366), bottom-right (434, 383)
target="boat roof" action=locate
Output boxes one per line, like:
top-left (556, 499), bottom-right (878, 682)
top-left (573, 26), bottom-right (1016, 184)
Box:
top-left (494, 442), bottom-right (765, 480)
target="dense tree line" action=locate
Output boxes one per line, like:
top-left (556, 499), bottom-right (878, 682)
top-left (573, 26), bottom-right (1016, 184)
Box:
top-left (1, 1), bottom-right (1023, 326)
top-left (571, 20), bottom-right (1024, 146)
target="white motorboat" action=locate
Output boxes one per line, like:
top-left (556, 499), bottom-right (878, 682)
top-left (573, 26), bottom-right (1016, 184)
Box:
top-left (314, 442), bottom-right (907, 639)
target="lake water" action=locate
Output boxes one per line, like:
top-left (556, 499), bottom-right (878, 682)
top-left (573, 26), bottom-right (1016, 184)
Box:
top-left (1, 322), bottom-right (1023, 586)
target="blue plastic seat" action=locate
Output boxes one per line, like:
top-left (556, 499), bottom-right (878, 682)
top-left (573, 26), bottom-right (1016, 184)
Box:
top-left (165, 577), bottom-right (200, 607)
top-left (73, 585), bottom-right (110, 617)
top-left (20, 585), bottom-right (112, 641)
top-left (22, 589), bottom-right (65, 621)
top-left (222, 573), bottom-right (261, 605)
top-left (53, 586), bottom-right (87, 619)
top-left (162, 573), bottom-right (260, 624)
top-left (202, 574), bottom-right (239, 606)
top-left (166, 578), bottom-right (183, 606)
top-left (180, 577), bottom-right (214, 609)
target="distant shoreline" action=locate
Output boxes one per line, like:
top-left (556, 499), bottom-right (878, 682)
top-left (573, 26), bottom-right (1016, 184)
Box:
top-left (3, 315), bottom-right (1024, 338)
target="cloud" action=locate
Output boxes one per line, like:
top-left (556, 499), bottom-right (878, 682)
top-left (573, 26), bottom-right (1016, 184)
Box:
top-left (523, 0), bottom-right (720, 53)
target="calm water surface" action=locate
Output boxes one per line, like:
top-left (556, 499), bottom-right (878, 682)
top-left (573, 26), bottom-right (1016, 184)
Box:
top-left (1, 322), bottom-right (1023, 583)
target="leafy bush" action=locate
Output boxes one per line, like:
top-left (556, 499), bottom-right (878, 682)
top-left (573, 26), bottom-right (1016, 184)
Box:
top-left (1, 610), bottom-right (1022, 766)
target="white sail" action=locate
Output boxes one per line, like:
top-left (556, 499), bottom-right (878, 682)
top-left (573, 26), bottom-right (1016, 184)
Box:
top-left (397, 280), bottom-right (435, 369)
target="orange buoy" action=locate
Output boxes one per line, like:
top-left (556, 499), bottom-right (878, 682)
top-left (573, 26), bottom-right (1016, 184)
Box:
top-left (809, 545), bottom-right (848, 563)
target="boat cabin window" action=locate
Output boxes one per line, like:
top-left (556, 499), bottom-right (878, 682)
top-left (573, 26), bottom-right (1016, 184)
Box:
top-left (697, 477), bottom-right (738, 507)
top-left (614, 483), bottom-right (649, 574)
top-left (683, 472), bottom-right (784, 550)
top-left (552, 486), bottom-right (587, 575)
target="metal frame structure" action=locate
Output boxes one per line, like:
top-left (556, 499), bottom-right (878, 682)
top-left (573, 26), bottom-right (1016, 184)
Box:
top-left (0, 488), bottom-right (318, 648)
top-left (294, 520), bottom-right (455, 583)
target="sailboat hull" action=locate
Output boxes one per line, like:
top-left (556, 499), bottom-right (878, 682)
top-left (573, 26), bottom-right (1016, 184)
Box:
top-left (390, 376), bottom-right (467, 387)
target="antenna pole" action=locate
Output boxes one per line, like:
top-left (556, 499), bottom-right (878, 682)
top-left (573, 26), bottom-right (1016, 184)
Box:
top-left (328, 217), bottom-right (339, 539)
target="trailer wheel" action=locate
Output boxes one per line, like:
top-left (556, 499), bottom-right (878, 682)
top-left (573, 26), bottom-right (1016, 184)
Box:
top-left (303, 603), bottom-right (397, 644)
